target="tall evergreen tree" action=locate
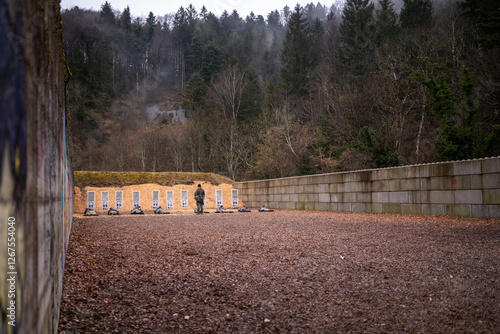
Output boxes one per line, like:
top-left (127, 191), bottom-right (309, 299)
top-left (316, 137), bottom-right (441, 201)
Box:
top-left (100, 1), bottom-right (115, 26)
top-left (400, 0), bottom-right (433, 31)
top-left (189, 28), bottom-right (204, 73)
top-left (184, 72), bottom-right (207, 113)
top-left (460, 0), bottom-right (500, 50)
top-left (120, 6), bottom-right (132, 32)
top-left (173, 6), bottom-right (197, 87)
top-left (337, 0), bottom-right (375, 75)
top-left (280, 5), bottom-right (313, 96)
top-left (267, 10), bottom-right (282, 30)
top-left (374, 0), bottom-right (398, 43)
top-left (186, 4), bottom-right (198, 25)
top-left (414, 64), bottom-right (479, 161)
top-left (68, 39), bottom-right (86, 82)
top-left (87, 39), bottom-right (113, 97)
top-left (202, 43), bottom-right (223, 83)
top-left (145, 12), bottom-right (156, 42)
top-left (200, 6), bottom-right (208, 21)
top-left (240, 72), bottom-right (263, 121)
top-left (282, 5), bottom-right (291, 23)
top-left (309, 17), bottom-right (325, 69)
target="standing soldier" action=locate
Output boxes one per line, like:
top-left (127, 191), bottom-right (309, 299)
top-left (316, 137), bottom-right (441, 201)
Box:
top-left (194, 184), bottom-right (205, 214)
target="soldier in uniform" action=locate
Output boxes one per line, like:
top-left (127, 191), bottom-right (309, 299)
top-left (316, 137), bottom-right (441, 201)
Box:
top-left (194, 184), bottom-right (205, 214)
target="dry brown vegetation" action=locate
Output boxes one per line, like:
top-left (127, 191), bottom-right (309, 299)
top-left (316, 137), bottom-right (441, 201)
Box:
top-left (59, 210), bottom-right (500, 333)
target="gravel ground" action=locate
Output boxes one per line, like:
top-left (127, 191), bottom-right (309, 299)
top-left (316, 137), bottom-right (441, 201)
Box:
top-left (59, 210), bottom-right (500, 333)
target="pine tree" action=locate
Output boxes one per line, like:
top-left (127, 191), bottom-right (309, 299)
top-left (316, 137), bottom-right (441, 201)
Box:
top-left (200, 6), bottom-right (208, 21)
top-left (282, 5), bottom-right (291, 23)
top-left (189, 28), bottom-right (204, 74)
top-left (87, 39), bottom-right (113, 97)
top-left (185, 72), bottom-right (207, 113)
top-left (374, 0), bottom-right (398, 43)
top-left (201, 43), bottom-right (222, 83)
top-left (460, 0), bottom-right (500, 50)
top-left (173, 7), bottom-right (189, 44)
top-left (267, 10), bottom-right (282, 30)
top-left (145, 12), bottom-right (156, 42)
top-left (173, 6), bottom-right (196, 87)
top-left (120, 6), bottom-right (132, 32)
top-left (280, 5), bottom-right (313, 96)
top-left (400, 0), bottom-right (433, 31)
top-left (68, 39), bottom-right (86, 82)
top-left (309, 17), bottom-right (325, 70)
top-left (100, 1), bottom-right (115, 26)
top-left (337, 0), bottom-right (375, 75)
top-left (414, 64), bottom-right (479, 161)
top-left (240, 73), bottom-right (263, 121)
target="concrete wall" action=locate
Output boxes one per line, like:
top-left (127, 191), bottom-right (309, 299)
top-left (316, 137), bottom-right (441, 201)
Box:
top-left (0, 1), bottom-right (73, 333)
top-left (237, 157), bottom-right (500, 219)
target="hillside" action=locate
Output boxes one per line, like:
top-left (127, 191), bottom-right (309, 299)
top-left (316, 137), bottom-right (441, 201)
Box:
top-left (63, 1), bottom-right (500, 181)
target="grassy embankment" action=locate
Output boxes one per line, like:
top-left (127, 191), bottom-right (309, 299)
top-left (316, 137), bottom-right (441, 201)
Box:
top-left (73, 171), bottom-right (234, 188)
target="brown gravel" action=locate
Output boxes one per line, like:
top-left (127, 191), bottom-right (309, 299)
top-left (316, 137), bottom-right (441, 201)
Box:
top-left (59, 210), bottom-right (500, 333)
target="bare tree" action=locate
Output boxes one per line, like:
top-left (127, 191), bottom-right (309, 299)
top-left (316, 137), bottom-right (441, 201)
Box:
top-left (165, 124), bottom-right (188, 172)
top-left (107, 131), bottom-right (129, 171)
top-left (272, 103), bottom-right (315, 159)
top-left (211, 64), bottom-right (248, 121)
top-left (131, 125), bottom-right (150, 171)
top-left (208, 64), bottom-right (249, 179)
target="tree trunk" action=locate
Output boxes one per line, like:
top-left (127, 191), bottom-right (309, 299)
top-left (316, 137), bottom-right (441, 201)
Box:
top-left (416, 96), bottom-right (426, 162)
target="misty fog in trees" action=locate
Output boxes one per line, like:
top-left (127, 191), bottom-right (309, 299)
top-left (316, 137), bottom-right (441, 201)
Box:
top-left (63, 0), bottom-right (500, 180)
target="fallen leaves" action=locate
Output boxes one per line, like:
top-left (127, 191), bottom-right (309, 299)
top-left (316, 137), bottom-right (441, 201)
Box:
top-left (59, 211), bottom-right (500, 333)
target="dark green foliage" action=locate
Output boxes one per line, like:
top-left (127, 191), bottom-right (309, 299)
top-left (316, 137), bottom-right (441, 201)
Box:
top-left (145, 12), bottom-right (156, 42)
top-left (434, 124), bottom-right (475, 161)
top-left (373, 143), bottom-right (405, 168)
top-left (415, 65), bottom-right (455, 123)
top-left (189, 29), bottom-right (204, 73)
top-left (120, 6), bottom-right (132, 32)
top-left (414, 64), bottom-right (479, 161)
top-left (184, 72), bottom-right (207, 112)
top-left (296, 155), bottom-right (320, 176)
top-left (116, 72), bottom-right (129, 98)
top-left (358, 125), bottom-right (376, 153)
top-left (354, 126), bottom-right (405, 168)
top-left (202, 43), bottom-right (223, 83)
top-left (280, 5), bottom-right (314, 96)
top-left (460, 0), bottom-right (500, 50)
top-left (100, 1), bottom-right (115, 25)
top-left (68, 39), bottom-right (86, 81)
top-left (87, 39), bottom-right (112, 96)
top-left (309, 17), bottom-right (325, 68)
top-left (337, 0), bottom-right (375, 75)
top-left (483, 125), bottom-right (500, 157)
top-left (459, 67), bottom-right (479, 128)
top-left (400, 0), bottom-right (433, 30)
top-left (131, 17), bottom-right (146, 52)
top-left (173, 6), bottom-right (195, 47)
top-left (239, 73), bottom-right (262, 121)
top-left (374, 0), bottom-right (398, 43)
top-left (75, 98), bottom-right (86, 122)
top-left (267, 10), bottom-right (282, 29)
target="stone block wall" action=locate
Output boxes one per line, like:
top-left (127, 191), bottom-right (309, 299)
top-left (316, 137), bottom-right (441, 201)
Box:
top-left (237, 157), bottom-right (500, 218)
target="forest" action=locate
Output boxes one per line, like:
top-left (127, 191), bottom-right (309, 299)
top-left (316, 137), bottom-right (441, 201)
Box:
top-left (62, 0), bottom-right (500, 180)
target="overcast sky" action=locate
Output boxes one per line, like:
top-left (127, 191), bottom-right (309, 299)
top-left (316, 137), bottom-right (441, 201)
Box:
top-left (60, 0), bottom-right (335, 18)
